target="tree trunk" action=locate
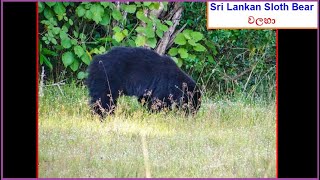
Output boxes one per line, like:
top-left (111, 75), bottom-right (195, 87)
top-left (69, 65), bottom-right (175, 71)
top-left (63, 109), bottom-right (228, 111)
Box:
top-left (155, 3), bottom-right (183, 55)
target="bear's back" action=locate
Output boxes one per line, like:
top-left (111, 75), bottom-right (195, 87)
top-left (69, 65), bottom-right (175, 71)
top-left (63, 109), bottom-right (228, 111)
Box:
top-left (96, 47), bottom-right (176, 66)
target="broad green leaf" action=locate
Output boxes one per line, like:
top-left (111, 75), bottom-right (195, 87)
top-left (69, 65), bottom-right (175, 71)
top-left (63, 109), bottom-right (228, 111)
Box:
top-left (172, 57), bottom-right (177, 63)
top-left (68, 19), bottom-right (73, 25)
top-left (44, 8), bottom-right (55, 20)
top-left (159, 24), bottom-right (168, 32)
top-left (188, 39), bottom-right (197, 46)
top-left (82, 44), bottom-right (87, 50)
top-left (81, 53), bottom-right (91, 65)
top-left (150, 2), bottom-right (160, 10)
top-left (145, 27), bottom-right (155, 38)
top-left (52, 27), bottom-right (60, 35)
top-left (178, 48), bottom-right (188, 59)
top-left (136, 11), bottom-right (149, 23)
top-left (61, 38), bottom-right (71, 48)
top-left (61, 25), bottom-right (68, 32)
top-left (172, 57), bottom-right (183, 67)
top-left (63, 2), bottom-right (70, 7)
top-left (90, 4), bottom-right (104, 23)
top-left (100, 2), bottom-right (110, 8)
top-left (53, 3), bottom-right (66, 16)
top-left (113, 26), bottom-right (121, 33)
top-left (76, 5), bottom-right (86, 17)
top-left (100, 14), bottom-right (110, 25)
top-left (112, 10), bottom-right (122, 21)
top-left (90, 48), bottom-right (99, 54)
top-left (146, 38), bottom-right (157, 48)
top-left (168, 48), bottom-right (178, 56)
top-left (48, 31), bottom-right (54, 37)
top-left (83, 2), bottom-right (91, 10)
top-left (57, 14), bottom-right (64, 21)
top-left (62, 51), bottom-right (75, 67)
top-left (108, 3), bottom-right (116, 9)
top-left (42, 48), bottom-right (58, 56)
top-left (136, 11), bottom-right (144, 20)
top-left (165, 20), bottom-right (173, 26)
top-left (113, 32), bottom-right (125, 42)
top-left (149, 4), bottom-right (155, 10)
top-left (191, 32), bottom-right (203, 42)
top-left (49, 18), bottom-right (58, 26)
top-left (154, 3), bottom-right (161, 9)
top-left (79, 33), bottom-right (86, 41)
top-left (143, 2), bottom-right (151, 6)
top-left (125, 4), bottom-right (136, 13)
top-left (156, 29), bottom-right (163, 38)
top-left (45, 2), bottom-right (56, 7)
top-left (99, 46), bottom-right (106, 53)
top-left (71, 39), bottom-right (77, 45)
top-left (177, 58), bottom-right (183, 67)
top-left (77, 71), bottom-right (88, 80)
top-left (183, 30), bottom-right (192, 39)
top-left (70, 59), bottom-right (80, 72)
top-left (135, 35), bottom-right (146, 47)
top-left (135, 26), bottom-right (144, 33)
top-left (38, 2), bottom-right (45, 13)
top-left (193, 43), bottom-right (206, 52)
top-left (74, 45), bottom-right (84, 57)
top-left (90, 4), bottom-right (104, 14)
top-left (85, 10), bottom-right (93, 19)
top-left (208, 55), bottom-right (214, 63)
top-left (155, 19), bottom-right (162, 26)
top-left (122, 29), bottom-right (129, 36)
top-left (91, 48), bottom-right (100, 55)
top-left (59, 31), bottom-right (68, 39)
top-left (40, 20), bottom-right (48, 25)
top-left (174, 33), bottom-right (186, 45)
top-left (40, 54), bottom-right (53, 70)
top-left (128, 39), bottom-right (136, 47)
top-left (73, 31), bottom-right (79, 38)
top-left (51, 38), bottom-right (57, 45)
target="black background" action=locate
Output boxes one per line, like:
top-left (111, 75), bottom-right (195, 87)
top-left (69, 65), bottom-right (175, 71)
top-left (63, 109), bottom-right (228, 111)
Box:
top-left (3, 2), bottom-right (37, 178)
top-left (278, 30), bottom-right (317, 178)
top-left (2, 2), bottom-right (318, 178)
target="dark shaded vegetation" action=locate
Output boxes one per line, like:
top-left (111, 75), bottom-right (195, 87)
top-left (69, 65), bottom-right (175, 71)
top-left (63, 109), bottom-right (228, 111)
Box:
top-left (39, 2), bottom-right (275, 101)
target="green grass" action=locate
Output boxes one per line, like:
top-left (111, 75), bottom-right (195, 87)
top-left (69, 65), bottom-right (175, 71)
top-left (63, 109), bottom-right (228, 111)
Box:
top-left (39, 83), bottom-right (276, 178)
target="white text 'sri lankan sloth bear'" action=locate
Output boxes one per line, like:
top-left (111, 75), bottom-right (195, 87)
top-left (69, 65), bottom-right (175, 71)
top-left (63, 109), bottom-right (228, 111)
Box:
top-left (86, 47), bottom-right (201, 117)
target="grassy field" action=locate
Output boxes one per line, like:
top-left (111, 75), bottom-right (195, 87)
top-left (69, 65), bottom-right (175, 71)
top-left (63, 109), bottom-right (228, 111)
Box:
top-left (39, 83), bottom-right (276, 178)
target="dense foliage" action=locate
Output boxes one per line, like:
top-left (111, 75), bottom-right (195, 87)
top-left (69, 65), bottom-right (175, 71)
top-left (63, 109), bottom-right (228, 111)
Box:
top-left (39, 2), bottom-right (275, 100)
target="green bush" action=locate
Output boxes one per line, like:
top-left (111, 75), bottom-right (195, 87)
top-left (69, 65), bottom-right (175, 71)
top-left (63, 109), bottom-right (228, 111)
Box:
top-left (39, 2), bottom-right (275, 100)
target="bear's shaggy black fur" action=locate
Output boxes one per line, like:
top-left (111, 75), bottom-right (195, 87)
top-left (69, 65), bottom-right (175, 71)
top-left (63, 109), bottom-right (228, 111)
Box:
top-left (86, 47), bottom-right (201, 117)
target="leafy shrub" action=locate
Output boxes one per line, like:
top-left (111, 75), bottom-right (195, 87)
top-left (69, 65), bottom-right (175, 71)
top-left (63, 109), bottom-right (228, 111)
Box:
top-left (39, 2), bottom-right (275, 100)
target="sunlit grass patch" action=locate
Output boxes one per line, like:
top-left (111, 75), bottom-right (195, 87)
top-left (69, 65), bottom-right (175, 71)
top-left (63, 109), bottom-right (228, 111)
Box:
top-left (39, 84), bottom-right (275, 178)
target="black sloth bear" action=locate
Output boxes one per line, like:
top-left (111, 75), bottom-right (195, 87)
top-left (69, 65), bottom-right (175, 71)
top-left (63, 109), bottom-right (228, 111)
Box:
top-left (86, 47), bottom-right (201, 117)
